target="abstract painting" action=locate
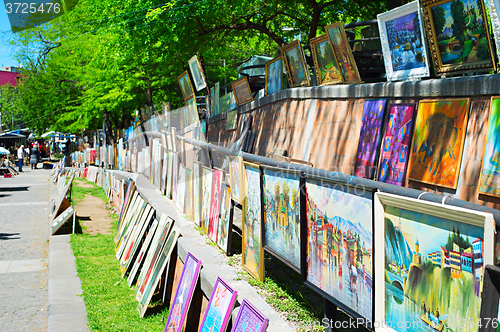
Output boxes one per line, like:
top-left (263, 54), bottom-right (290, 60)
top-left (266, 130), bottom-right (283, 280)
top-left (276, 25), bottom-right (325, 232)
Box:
top-left (309, 34), bottom-right (343, 85)
top-left (198, 277), bottom-right (237, 332)
top-left (177, 71), bottom-right (195, 102)
top-left (407, 98), bottom-right (469, 188)
top-left (355, 99), bottom-right (386, 179)
top-left (217, 185), bottom-right (233, 255)
top-left (229, 156), bottom-right (245, 204)
top-left (230, 299), bottom-right (269, 332)
top-left (378, 103), bottom-right (415, 186)
top-left (262, 166), bottom-right (302, 271)
top-left (164, 252), bottom-right (202, 332)
top-left (193, 162), bottom-right (202, 226)
top-left (177, 164), bottom-right (186, 213)
top-left (231, 77), bottom-right (253, 106)
top-left (188, 55), bottom-right (207, 91)
top-left (201, 167), bottom-right (213, 234)
top-left (305, 176), bottom-right (373, 321)
top-left (374, 192), bottom-right (495, 332)
top-left (208, 168), bottom-right (223, 243)
top-left (243, 162), bottom-right (265, 281)
top-left (265, 56), bottom-right (282, 95)
top-left (226, 110), bottom-right (238, 131)
top-left (281, 40), bottom-right (310, 88)
top-left (185, 167), bottom-right (193, 221)
top-left (325, 22), bottom-right (362, 84)
top-left (479, 96), bottom-right (500, 197)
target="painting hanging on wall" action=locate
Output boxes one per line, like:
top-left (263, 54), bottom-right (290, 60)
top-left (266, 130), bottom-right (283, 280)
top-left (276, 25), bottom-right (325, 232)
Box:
top-left (374, 192), bottom-right (495, 332)
top-left (217, 185), bottom-right (233, 255)
top-left (201, 166), bottom-right (213, 234)
top-left (421, 0), bottom-right (496, 75)
top-left (198, 277), bottom-right (237, 332)
top-left (377, 1), bottom-right (430, 81)
top-left (309, 34), bottom-right (343, 85)
top-left (262, 166), bottom-right (302, 272)
top-left (479, 96), bottom-right (500, 198)
top-left (305, 175), bottom-right (374, 322)
top-left (193, 162), bottom-right (202, 226)
top-left (226, 110), bottom-right (238, 131)
top-left (229, 156), bottom-right (245, 204)
top-left (406, 98), bottom-right (469, 189)
top-left (188, 55), bottom-right (207, 91)
top-left (265, 56), bottom-right (283, 95)
top-left (378, 103), bottom-right (415, 186)
top-left (354, 99), bottom-right (387, 179)
top-left (324, 22), bottom-right (362, 84)
top-left (177, 71), bottom-right (195, 102)
top-left (208, 168), bottom-right (224, 243)
top-left (281, 40), bottom-right (310, 88)
top-left (231, 77), bottom-right (253, 106)
top-left (243, 161), bottom-right (265, 281)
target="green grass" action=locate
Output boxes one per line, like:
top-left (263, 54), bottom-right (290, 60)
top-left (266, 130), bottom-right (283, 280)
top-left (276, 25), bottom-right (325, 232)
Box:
top-left (71, 178), bottom-right (110, 204)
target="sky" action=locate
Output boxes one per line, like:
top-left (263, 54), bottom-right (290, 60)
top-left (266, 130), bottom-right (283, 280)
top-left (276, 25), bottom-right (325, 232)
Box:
top-left (0, 2), bottom-right (20, 67)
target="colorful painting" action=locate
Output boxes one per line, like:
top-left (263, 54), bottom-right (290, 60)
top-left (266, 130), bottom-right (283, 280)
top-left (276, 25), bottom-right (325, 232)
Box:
top-left (265, 56), bottom-right (282, 95)
top-left (309, 34), bottom-right (343, 85)
top-left (325, 22), bottom-right (361, 84)
top-left (226, 110), bottom-right (238, 131)
top-left (217, 185), bottom-right (232, 255)
top-left (201, 167), bottom-right (213, 234)
top-left (127, 219), bottom-right (159, 287)
top-left (479, 97), bottom-right (500, 197)
top-left (164, 252), bottom-right (202, 332)
top-left (166, 151), bottom-right (174, 199)
top-left (177, 71), bottom-right (195, 102)
top-left (185, 167), bottom-right (193, 220)
top-left (305, 176), bottom-right (373, 321)
top-left (378, 103), bottom-right (415, 186)
top-left (407, 98), bottom-right (469, 188)
top-left (230, 299), bottom-right (269, 332)
top-left (422, 0), bottom-right (496, 75)
top-left (281, 40), bottom-right (310, 88)
top-left (229, 156), bottom-right (245, 204)
top-left (208, 168), bottom-right (223, 243)
top-left (193, 162), bottom-right (202, 226)
top-left (374, 192), bottom-right (495, 332)
top-left (262, 166), bottom-right (301, 271)
top-left (231, 77), bottom-right (253, 106)
top-left (377, 1), bottom-right (430, 81)
top-left (355, 99), bottom-right (387, 179)
top-left (243, 162), bottom-right (265, 281)
top-left (177, 164), bottom-right (186, 213)
top-left (188, 55), bottom-right (207, 91)
top-left (486, 0), bottom-right (500, 71)
top-left (198, 277), bottom-right (237, 332)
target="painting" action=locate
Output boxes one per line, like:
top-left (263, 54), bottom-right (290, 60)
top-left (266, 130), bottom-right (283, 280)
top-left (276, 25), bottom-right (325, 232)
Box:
top-left (164, 252), bottom-right (202, 332)
top-left (177, 71), bottom-right (195, 102)
top-left (406, 98), bottom-right (469, 189)
top-left (281, 40), bottom-right (310, 88)
top-left (378, 103), bottom-right (415, 186)
top-left (127, 219), bottom-right (159, 287)
top-left (208, 168), bottom-right (223, 243)
top-left (421, 0), bottom-right (496, 75)
top-left (214, 82), bottom-right (220, 115)
top-left (230, 299), bottom-right (269, 332)
top-left (161, 149), bottom-right (168, 194)
top-left (177, 164), bottom-right (186, 213)
top-left (185, 167), bottom-right (193, 221)
top-left (355, 99), bottom-right (387, 179)
top-left (166, 151), bottom-right (174, 199)
top-left (217, 185), bottom-right (233, 255)
top-left (262, 166), bottom-right (302, 271)
top-left (479, 97), bottom-right (500, 197)
top-left (198, 277), bottom-right (237, 332)
top-left (226, 110), bottom-right (238, 131)
top-left (373, 192), bottom-right (495, 332)
top-left (479, 265), bottom-right (500, 332)
top-left (265, 56), bottom-right (283, 95)
top-left (243, 161), bottom-right (265, 281)
top-left (51, 206), bottom-right (75, 235)
top-left (377, 1), bottom-right (430, 81)
top-left (188, 55), bottom-right (207, 91)
top-left (309, 34), bottom-right (343, 85)
top-left (219, 93), bottom-right (231, 114)
top-left (231, 77), bottom-right (253, 106)
top-left (172, 152), bottom-right (179, 203)
top-left (229, 156), bottom-right (245, 204)
top-left (193, 162), bottom-right (202, 226)
top-left (305, 176), bottom-right (374, 322)
top-left (186, 98), bottom-right (200, 126)
top-left (201, 166), bottom-right (213, 234)
top-left (325, 22), bottom-right (362, 84)
top-left (485, 0), bottom-right (500, 70)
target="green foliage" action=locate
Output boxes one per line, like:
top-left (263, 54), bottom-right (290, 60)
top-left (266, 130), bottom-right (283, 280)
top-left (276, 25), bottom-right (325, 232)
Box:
top-left (432, 5), bottom-right (446, 38)
top-left (72, 178), bottom-right (109, 204)
top-left (450, 0), bottom-right (466, 47)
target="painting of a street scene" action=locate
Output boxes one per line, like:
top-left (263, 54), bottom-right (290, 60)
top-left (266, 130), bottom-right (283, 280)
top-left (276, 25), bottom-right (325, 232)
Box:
top-left (384, 205), bottom-right (485, 331)
top-left (262, 167), bottom-right (301, 270)
top-left (305, 177), bottom-right (373, 321)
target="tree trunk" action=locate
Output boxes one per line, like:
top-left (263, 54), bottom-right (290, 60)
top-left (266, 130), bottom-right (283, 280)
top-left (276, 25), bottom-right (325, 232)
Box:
top-left (103, 110), bottom-right (115, 146)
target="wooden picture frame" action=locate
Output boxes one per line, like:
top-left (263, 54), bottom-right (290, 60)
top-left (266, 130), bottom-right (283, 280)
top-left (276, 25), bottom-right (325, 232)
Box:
top-left (231, 77), bottom-right (253, 106)
top-left (309, 34), bottom-right (343, 85)
top-left (198, 277), bottom-right (238, 332)
top-left (230, 299), bottom-right (269, 332)
top-left (420, 0), bottom-right (496, 75)
top-left (281, 39), bottom-right (311, 88)
top-left (265, 56), bottom-right (283, 95)
top-left (188, 55), bottom-right (207, 91)
top-left (177, 70), bottom-right (195, 102)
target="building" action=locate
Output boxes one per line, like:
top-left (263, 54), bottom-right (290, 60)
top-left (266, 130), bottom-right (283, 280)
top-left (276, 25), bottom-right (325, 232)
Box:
top-left (412, 238), bottom-right (421, 266)
top-left (473, 237), bottom-right (484, 268)
top-left (450, 250), bottom-right (462, 278)
top-left (0, 70), bottom-right (20, 87)
top-left (440, 246), bottom-right (450, 268)
top-left (461, 252), bottom-right (473, 273)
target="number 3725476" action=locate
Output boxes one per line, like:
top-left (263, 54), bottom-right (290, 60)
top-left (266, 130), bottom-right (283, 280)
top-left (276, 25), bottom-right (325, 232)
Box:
top-left (5, 2), bottom-right (61, 14)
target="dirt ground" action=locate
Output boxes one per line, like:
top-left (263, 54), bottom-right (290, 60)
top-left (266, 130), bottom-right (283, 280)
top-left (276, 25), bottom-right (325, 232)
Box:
top-left (74, 179), bottom-right (94, 188)
top-left (74, 194), bottom-right (114, 235)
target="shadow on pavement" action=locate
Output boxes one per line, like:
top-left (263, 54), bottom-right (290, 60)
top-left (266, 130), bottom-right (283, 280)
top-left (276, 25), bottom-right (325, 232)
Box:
top-left (0, 187), bottom-right (29, 192)
top-left (0, 232), bottom-right (20, 240)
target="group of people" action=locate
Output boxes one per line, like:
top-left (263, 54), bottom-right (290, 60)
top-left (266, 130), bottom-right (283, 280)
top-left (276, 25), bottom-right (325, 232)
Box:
top-left (16, 143), bottom-right (41, 172)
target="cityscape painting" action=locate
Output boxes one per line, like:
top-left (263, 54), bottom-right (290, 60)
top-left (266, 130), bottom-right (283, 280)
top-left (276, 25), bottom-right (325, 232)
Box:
top-left (479, 97), bottom-right (500, 197)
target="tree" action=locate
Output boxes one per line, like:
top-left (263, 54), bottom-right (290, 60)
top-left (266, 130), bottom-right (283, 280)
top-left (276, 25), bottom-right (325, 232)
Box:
top-left (450, 0), bottom-right (466, 47)
top-left (432, 5), bottom-right (446, 38)
top-left (0, 84), bottom-right (23, 132)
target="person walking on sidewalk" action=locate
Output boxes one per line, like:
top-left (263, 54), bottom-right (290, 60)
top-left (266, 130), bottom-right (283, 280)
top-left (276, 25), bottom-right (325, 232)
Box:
top-left (30, 143), bottom-right (39, 169)
top-left (17, 144), bottom-right (24, 172)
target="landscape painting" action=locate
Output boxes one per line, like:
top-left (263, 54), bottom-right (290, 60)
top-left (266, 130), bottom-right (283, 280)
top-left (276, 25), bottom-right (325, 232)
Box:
top-left (325, 22), bottom-right (361, 84)
top-left (407, 98), bottom-right (469, 188)
top-left (479, 97), bottom-right (500, 197)
top-left (177, 71), bottom-right (194, 102)
top-left (262, 166), bottom-right (301, 270)
top-left (310, 34), bottom-right (343, 85)
top-left (198, 277), bottom-right (237, 332)
top-left (355, 99), bottom-right (386, 179)
top-left (226, 110), bottom-right (237, 131)
top-left (201, 167), bottom-right (213, 234)
top-left (378, 103), bottom-right (415, 186)
top-left (281, 40), bottom-right (310, 88)
top-left (265, 56), bottom-right (282, 95)
top-left (231, 77), bottom-right (253, 106)
top-left (305, 176), bottom-right (373, 321)
top-left (208, 168), bottom-right (223, 243)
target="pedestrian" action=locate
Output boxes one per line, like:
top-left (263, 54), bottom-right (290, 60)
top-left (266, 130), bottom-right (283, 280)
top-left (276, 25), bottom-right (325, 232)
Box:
top-left (17, 145), bottom-right (24, 172)
top-left (30, 143), bottom-right (39, 169)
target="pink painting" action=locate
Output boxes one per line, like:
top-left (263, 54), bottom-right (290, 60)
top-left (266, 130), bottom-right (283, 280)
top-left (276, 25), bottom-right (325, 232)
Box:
top-left (208, 168), bottom-right (223, 243)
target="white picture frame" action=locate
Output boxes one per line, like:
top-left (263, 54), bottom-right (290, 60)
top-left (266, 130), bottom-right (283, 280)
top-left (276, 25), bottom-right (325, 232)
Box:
top-left (485, 0), bottom-right (500, 66)
top-left (188, 55), bottom-right (207, 91)
top-left (377, 1), bottom-right (430, 82)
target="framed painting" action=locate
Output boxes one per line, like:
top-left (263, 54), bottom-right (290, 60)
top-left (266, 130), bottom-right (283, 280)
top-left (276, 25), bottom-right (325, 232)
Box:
top-left (421, 0), bottom-right (496, 75)
top-left (177, 164), bottom-right (186, 213)
top-left (172, 152), bottom-right (179, 204)
top-left (51, 206), bottom-right (75, 235)
top-left (265, 56), bottom-right (283, 95)
top-left (377, 1), bottom-right (430, 81)
top-left (127, 218), bottom-right (159, 287)
top-left (304, 175), bottom-right (374, 323)
top-left (479, 265), bottom-right (500, 332)
top-left (166, 151), bottom-right (174, 199)
top-left (177, 71), bottom-right (195, 102)
top-left (309, 34), bottom-right (343, 85)
top-left (118, 179), bottom-right (135, 229)
top-left (230, 299), bottom-right (269, 332)
top-left (201, 166), bottom-right (213, 234)
top-left (193, 162), bottom-right (202, 226)
top-left (198, 277), bottom-right (238, 332)
top-left (208, 168), bottom-right (224, 243)
top-left (479, 96), bottom-right (500, 198)
top-left (281, 40), bottom-right (310, 88)
top-left (226, 110), bottom-right (238, 131)
top-left (231, 77), bottom-right (253, 106)
top-left (186, 97), bottom-right (199, 125)
top-left (355, 99), bottom-right (387, 179)
top-left (164, 252), bottom-right (202, 332)
top-left (217, 185), bottom-right (233, 255)
top-left (188, 55), bottom-right (207, 91)
top-left (219, 93), bottom-right (231, 114)
top-left (229, 156), bottom-right (245, 204)
top-left (185, 167), bottom-right (193, 221)
top-left (324, 22), bottom-right (362, 84)
top-left (378, 103), bottom-right (415, 186)
top-left (406, 98), bottom-right (470, 189)
top-left (115, 192), bottom-right (140, 244)
top-left (243, 161), bottom-right (265, 281)
top-left (374, 192), bottom-right (495, 332)
top-left (116, 200), bottom-right (147, 259)
top-left (485, 0), bottom-right (500, 68)
top-left (261, 166), bottom-right (303, 272)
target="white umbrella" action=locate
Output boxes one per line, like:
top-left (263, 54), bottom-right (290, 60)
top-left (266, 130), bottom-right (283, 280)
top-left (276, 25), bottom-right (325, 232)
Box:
top-left (0, 147), bottom-right (10, 155)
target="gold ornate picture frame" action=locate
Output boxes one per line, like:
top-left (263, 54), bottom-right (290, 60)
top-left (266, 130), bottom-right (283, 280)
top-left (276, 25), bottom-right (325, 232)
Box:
top-left (177, 70), bottom-right (195, 103)
top-left (309, 34), bottom-right (343, 85)
top-left (281, 40), bottom-right (311, 88)
top-left (231, 77), bottom-right (253, 106)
